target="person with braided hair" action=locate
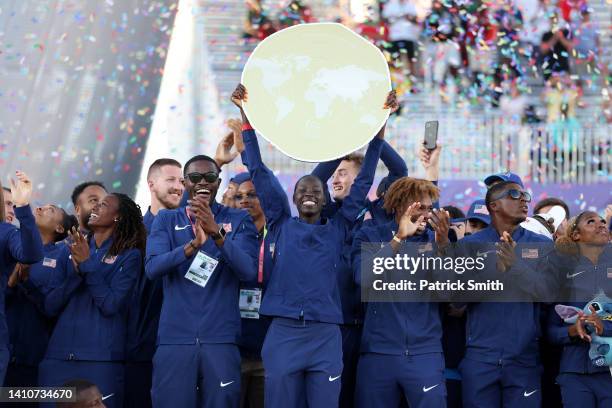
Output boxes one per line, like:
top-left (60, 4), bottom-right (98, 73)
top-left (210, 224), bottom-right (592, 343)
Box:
top-left (39, 193), bottom-right (146, 408)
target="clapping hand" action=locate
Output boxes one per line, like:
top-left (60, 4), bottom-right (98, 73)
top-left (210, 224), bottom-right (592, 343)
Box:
top-left (429, 208), bottom-right (450, 246)
top-left (496, 231), bottom-right (517, 273)
top-left (188, 195), bottom-right (219, 236)
top-left (396, 202), bottom-right (424, 240)
top-left (67, 227), bottom-right (90, 265)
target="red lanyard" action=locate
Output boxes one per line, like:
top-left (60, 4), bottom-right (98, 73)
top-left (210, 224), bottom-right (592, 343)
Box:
top-left (257, 225), bottom-right (268, 284)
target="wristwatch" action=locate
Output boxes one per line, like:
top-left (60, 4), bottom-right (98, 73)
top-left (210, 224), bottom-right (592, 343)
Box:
top-left (211, 226), bottom-right (227, 241)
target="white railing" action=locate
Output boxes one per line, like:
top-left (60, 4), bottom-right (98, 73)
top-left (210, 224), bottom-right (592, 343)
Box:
top-left (391, 115), bottom-right (611, 184)
top-left (226, 115), bottom-right (611, 185)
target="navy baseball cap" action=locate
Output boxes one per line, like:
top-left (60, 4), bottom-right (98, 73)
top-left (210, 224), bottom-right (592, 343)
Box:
top-left (455, 199), bottom-right (491, 225)
top-left (230, 172), bottom-right (251, 185)
top-left (484, 172), bottom-right (524, 188)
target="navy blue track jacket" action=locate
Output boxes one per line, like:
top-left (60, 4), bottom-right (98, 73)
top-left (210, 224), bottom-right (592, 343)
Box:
top-left (352, 221), bottom-right (443, 355)
top-left (0, 205), bottom-right (44, 349)
top-left (546, 247), bottom-right (612, 374)
top-left (44, 237), bottom-right (141, 361)
top-left (125, 208), bottom-right (163, 362)
top-left (6, 242), bottom-right (67, 366)
top-left (237, 131), bottom-right (290, 358)
top-left (460, 226), bottom-right (551, 366)
top-left (312, 141), bottom-right (407, 225)
top-left (311, 141), bottom-right (405, 324)
top-left (243, 129), bottom-right (383, 324)
top-left (145, 202), bottom-right (258, 345)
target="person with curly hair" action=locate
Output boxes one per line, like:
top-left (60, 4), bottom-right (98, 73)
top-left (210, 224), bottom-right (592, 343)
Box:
top-left (351, 177), bottom-right (450, 408)
top-left (38, 193), bottom-right (146, 408)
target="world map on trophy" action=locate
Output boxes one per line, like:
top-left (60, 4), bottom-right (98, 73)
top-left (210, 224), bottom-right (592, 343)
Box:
top-left (242, 23), bottom-right (391, 162)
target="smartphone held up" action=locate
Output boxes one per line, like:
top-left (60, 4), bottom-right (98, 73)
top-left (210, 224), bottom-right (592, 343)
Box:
top-left (424, 121), bottom-right (438, 150)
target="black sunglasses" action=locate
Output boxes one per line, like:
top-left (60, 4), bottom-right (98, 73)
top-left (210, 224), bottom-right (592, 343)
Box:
top-left (491, 189), bottom-right (532, 203)
top-left (186, 172), bottom-right (219, 184)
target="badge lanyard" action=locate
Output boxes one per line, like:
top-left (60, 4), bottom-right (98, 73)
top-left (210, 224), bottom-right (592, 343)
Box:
top-left (186, 208), bottom-right (264, 283)
top-left (258, 225), bottom-right (268, 284)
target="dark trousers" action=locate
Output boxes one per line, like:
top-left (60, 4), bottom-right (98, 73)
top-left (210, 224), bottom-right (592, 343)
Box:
top-left (124, 361), bottom-right (153, 408)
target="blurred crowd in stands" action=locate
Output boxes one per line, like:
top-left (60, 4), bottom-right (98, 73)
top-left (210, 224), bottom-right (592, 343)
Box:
top-left (242, 0), bottom-right (611, 127)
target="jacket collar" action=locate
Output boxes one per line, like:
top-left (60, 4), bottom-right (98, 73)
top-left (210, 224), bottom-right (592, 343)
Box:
top-left (90, 234), bottom-right (113, 251)
top-left (481, 225), bottom-right (526, 241)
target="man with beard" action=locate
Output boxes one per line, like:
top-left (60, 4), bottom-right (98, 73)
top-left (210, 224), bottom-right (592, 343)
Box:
top-left (143, 159), bottom-right (184, 233)
top-left (146, 154), bottom-right (258, 408)
top-left (124, 158), bottom-right (184, 408)
top-left (70, 181), bottom-right (107, 234)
